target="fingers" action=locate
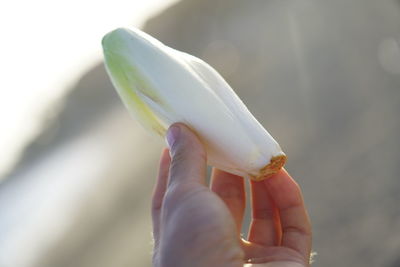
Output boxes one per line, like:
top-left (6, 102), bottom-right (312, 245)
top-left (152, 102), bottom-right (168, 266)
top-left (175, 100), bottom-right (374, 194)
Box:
top-left (247, 180), bottom-right (281, 246)
top-left (210, 169), bottom-right (245, 232)
top-left (151, 149), bottom-right (171, 245)
top-left (264, 169), bottom-right (312, 262)
top-left (166, 123), bottom-right (207, 187)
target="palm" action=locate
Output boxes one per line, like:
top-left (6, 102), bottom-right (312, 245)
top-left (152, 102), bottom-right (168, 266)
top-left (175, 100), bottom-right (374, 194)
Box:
top-left (160, 184), bottom-right (308, 266)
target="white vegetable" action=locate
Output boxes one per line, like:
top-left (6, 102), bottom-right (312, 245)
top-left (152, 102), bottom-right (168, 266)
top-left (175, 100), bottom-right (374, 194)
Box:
top-left (102, 27), bottom-right (286, 180)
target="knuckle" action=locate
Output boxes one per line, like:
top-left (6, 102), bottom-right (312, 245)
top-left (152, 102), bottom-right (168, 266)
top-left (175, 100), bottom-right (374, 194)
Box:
top-left (253, 207), bottom-right (275, 219)
top-left (283, 225), bottom-right (312, 237)
top-left (162, 182), bottom-right (204, 215)
top-left (151, 196), bottom-right (163, 212)
top-left (170, 134), bottom-right (206, 162)
top-left (162, 183), bottom-right (187, 211)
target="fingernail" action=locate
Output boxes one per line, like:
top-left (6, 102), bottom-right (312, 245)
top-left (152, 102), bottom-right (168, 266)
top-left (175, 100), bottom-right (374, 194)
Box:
top-left (166, 124), bottom-right (180, 149)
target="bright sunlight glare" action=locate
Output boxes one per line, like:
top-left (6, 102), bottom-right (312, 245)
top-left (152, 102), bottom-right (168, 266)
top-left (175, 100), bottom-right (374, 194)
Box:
top-left (0, 0), bottom-right (179, 179)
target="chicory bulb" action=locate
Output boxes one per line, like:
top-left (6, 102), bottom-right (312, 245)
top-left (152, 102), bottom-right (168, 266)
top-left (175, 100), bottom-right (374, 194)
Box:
top-left (102, 27), bottom-right (286, 181)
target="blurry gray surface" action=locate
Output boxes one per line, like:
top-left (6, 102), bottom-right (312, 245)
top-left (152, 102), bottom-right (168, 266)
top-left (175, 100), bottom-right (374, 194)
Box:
top-left (1, 0), bottom-right (400, 266)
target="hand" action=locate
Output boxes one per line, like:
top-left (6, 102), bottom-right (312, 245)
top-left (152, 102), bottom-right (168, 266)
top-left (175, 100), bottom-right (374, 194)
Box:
top-left (151, 123), bottom-right (312, 267)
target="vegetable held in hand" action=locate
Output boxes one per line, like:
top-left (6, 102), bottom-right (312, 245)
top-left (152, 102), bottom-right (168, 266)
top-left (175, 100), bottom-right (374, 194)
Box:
top-left (102, 27), bottom-right (286, 181)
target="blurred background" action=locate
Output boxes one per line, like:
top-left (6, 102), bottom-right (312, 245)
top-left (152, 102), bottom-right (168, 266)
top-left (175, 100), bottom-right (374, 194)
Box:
top-left (1, 0), bottom-right (400, 266)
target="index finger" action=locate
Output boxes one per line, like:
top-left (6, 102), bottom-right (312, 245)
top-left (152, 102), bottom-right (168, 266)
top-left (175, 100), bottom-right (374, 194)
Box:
top-left (263, 169), bottom-right (312, 262)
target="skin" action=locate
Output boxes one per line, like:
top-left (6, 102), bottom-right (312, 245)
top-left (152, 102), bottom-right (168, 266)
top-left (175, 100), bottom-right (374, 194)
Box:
top-left (151, 123), bottom-right (312, 267)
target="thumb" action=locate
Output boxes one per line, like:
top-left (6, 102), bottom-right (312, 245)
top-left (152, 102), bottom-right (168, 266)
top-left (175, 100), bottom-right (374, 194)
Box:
top-left (166, 123), bottom-right (207, 186)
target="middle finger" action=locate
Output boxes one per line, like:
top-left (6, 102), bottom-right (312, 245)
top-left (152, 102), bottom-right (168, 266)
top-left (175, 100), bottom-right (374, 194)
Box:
top-left (247, 180), bottom-right (282, 246)
top-left (210, 169), bottom-right (245, 232)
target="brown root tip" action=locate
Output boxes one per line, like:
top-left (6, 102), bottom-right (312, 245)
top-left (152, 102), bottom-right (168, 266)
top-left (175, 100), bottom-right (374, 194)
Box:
top-left (250, 155), bottom-right (287, 181)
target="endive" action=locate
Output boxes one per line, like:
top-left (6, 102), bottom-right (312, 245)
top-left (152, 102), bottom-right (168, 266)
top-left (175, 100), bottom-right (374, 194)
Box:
top-left (102, 27), bottom-right (286, 181)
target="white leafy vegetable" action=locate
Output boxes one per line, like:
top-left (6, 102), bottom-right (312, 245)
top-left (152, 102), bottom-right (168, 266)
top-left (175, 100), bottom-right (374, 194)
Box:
top-left (102, 27), bottom-right (286, 180)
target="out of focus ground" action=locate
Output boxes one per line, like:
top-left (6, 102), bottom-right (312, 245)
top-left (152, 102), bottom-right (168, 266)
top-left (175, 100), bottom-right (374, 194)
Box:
top-left (1, 0), bottom-right (400, 266)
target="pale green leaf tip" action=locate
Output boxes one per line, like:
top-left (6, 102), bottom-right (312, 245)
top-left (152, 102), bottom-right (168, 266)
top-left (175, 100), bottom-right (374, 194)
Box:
top-left (101, 27), bottom-right (129, 50)
top-left (101, 27), bottom-right (167, 137)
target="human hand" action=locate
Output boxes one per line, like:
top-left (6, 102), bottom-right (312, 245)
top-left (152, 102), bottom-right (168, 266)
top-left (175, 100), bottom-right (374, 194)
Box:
top-left (151, 123), bottom-right (312, 267)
